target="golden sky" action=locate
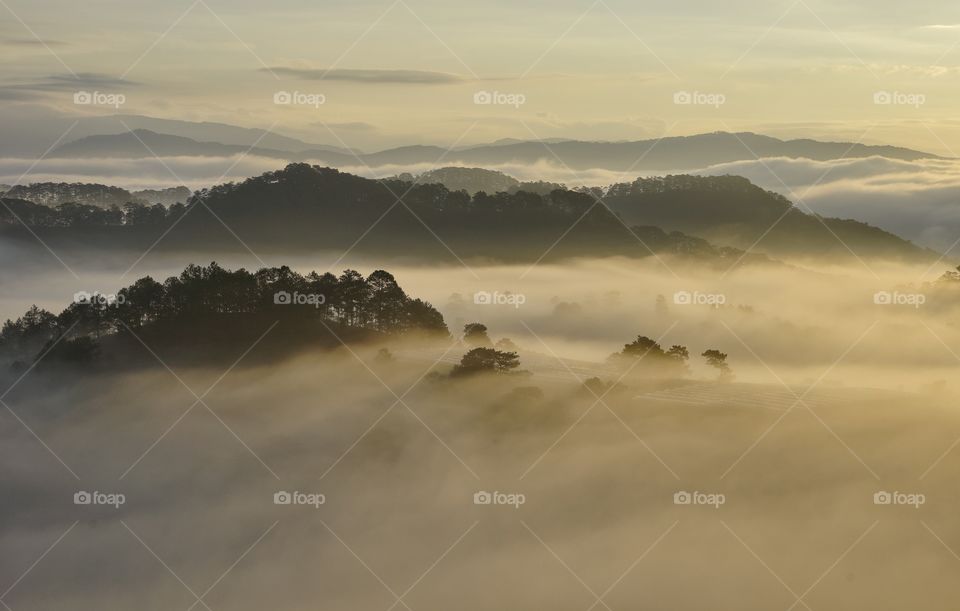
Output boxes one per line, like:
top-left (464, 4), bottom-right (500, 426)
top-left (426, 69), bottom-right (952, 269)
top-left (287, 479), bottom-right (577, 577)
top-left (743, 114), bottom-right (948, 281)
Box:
top-left (2, 0), bottom-right (960, 154)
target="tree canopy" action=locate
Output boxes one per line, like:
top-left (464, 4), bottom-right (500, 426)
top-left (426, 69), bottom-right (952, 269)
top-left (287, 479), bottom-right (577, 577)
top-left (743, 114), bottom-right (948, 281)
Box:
top-left (451, 347), bottom-right (522, 377)
top-left (0, 263), bottom-right (448, 369)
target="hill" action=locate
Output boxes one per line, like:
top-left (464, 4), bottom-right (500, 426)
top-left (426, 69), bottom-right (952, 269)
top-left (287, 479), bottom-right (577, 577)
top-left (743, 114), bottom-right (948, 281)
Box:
top-left (603, 175), bottom-right (937, 261)
top-left (71, 114), bottom-right (355, 154)
top-left (0, 263), bottom-right (448, 370)
top-left (0, 164), bottom-right (935, 265)
top-left (389, 167), bottom-right (568, 196)
top-left (390, 167), bottom-right (520, 194)
top-left (3, 182), bottom-right (191, 208)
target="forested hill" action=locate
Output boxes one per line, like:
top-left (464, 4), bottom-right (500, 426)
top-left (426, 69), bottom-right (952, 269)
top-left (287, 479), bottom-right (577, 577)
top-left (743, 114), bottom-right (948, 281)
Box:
top-left (4, 182), bottom-right (190, 208)
top-left (400, 167), bottom-right (936, 262)
top-left (0, 164), bottom-right (765, 265)
top-left (0, 164), bottom-right (935, 264)
top-left (602, 175), bottom-right (938, 261)
top-left (387, 167), bottom-right (564, 196)
top-left (0, 263), bottom-right (448, 371)
top-left (389, 167), bottom-right (517, 194)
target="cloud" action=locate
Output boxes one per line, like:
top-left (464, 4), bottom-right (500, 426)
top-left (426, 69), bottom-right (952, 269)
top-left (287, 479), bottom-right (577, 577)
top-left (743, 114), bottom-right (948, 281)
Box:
top-left (1, 73), bottom-right (140, 96)
top-left (0, 73), bottom-right (141, 102)
top-left (31, 73), bottom-right (140, 91)
top-left (0, 154), bottom-right (288, 191)
top-left (6, 254), bottom-right (960, 609)
top-left (264, 67), bottom-right (463, 84)
top-left (1, 38), bottom-right (67, 47)
top-left (0, 89), bottom-right (44, 101)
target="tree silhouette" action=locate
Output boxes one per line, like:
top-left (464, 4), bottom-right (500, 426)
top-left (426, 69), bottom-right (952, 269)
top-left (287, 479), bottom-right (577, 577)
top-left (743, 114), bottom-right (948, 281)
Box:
top-left (366, 270), bottom-right (407, 333)
top-left (463, 323), bottom-right (492, 347)
top-left (0, 262), bottom-right (449, 368)
top-left (608, 335), bottom-right (690, 377)
top-left (451, 347), bottom-right (521, 377)
top-left (702, 349), bottom-right (733, 382)
top-left (666, 345), bottom-right (689, 362)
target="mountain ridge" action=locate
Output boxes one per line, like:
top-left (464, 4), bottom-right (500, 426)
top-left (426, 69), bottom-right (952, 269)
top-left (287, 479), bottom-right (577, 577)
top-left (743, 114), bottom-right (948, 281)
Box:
top-left (50, 129), bottom-right (944, 172)
top-left (1, 163), bottom-right (940, 266)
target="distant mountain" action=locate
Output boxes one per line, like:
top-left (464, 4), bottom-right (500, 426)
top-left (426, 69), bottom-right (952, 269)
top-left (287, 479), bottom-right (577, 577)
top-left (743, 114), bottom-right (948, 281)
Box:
top-left (51, 130), bottom-right (282, 159)
top-left (71, 114), bottom-right (355, 154)
top-left (52, 130), bottom-right (942, 172)
top-left (467, 137), bottom-right (574, 148)
top-left (0, 185), bottom-right (9, 194)
top-left (414, 132), bottom-right (941, 171)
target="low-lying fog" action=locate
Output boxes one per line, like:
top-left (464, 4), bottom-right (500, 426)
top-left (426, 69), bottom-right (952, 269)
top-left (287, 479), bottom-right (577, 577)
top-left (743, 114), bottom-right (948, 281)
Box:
top-left (2, 246), bottom-right (958, 391)
top-left (4, 250), bottom-right (960, 610)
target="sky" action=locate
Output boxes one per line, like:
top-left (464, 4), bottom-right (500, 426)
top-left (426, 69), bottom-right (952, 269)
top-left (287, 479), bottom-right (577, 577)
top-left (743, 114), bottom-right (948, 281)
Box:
top-left (2, 0), bottom-right (960, 154)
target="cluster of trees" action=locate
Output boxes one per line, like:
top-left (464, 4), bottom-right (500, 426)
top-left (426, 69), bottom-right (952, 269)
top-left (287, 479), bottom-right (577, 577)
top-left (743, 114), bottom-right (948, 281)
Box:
top-left (702, 349), bottom-right (733, 381)
top-left (609, 335), bottom-right (691, 375)
top-left (391, 167), bottom-right (520, 195)
top-left (447, 324), bottom-right (733, 383)
top-left (4, 182), bottom-right (137, 208)
top-left (609, 335), bottom-right (733, 380)
top-left (0, 263), bottom-right (447, 367)
top-left (390, 167), bottom-right (566, 197)
top-left (929, 265), bottom-right (960, 288)
top-left (4, 182), bottom-right (190, 208)
top-left (605, 174), bottom-right (771, 198)
top-left (0, 198), bottom-right (185, 227)
top-left (451, 323), bottom-right (524, 377)
top-left (451, 347), bottom-right (522, 377)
